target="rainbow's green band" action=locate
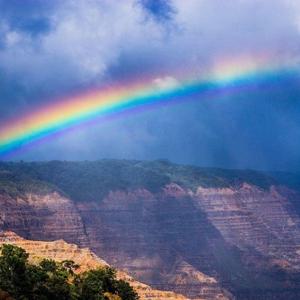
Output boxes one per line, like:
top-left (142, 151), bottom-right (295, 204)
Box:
top-left (0, 58), bottom-right (298, 157)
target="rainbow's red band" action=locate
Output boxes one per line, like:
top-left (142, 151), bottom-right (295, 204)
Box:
top-left (0, 56), bottom-right (298, 156)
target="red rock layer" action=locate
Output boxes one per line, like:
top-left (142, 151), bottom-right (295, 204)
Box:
top-left (1, 182), bottom-right (300, 299)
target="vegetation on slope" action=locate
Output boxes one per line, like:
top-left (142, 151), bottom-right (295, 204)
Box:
top-left (0, 244), bottom-right (139, 300)
top-left (0, 159), bottom-right (284, 202)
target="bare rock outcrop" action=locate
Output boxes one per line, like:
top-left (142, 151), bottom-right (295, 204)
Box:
top-left (0, 190), bottom-right (231, 300)
top-left (195, 184), bottom-right (300, 271)
top-left (76, 188), bottom-right (233, 300)
top-left (0, 192), bottom-right (89, 246)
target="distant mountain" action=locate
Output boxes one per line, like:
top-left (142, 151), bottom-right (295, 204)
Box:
top-left (0, 159), bottom-right (278, 201)
top-left (0, 160), bottom-right (300, 299)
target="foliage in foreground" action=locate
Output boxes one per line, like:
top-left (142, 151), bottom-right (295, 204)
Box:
top-left (0, 244), bottom-right (139, 300)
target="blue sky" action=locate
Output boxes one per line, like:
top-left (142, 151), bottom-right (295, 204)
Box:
top-left (0, 0), bottom-right (300, 171)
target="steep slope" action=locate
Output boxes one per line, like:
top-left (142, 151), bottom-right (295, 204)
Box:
top-left (0, 191), bottom-right (89, 246)
top-left (75, 186), bottom-right (233, 299)
top-left (0, 231), bottom-right (188, 300)
top-left (0, 190), bottom-right (230, 300)
top-left (0, 160), bottom-right (300, 299)
top-left (195, 184), bottom-right (300, 271)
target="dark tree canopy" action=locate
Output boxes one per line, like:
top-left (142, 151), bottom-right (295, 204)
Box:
top-left (0, 244), bottom-right (139, 300)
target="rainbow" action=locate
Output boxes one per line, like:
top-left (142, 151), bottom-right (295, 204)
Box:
top-left (0, 55), bottom-right (299, 157)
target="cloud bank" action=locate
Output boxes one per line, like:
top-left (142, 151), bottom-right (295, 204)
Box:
top-left (0, 0), bottom-right (300, 171)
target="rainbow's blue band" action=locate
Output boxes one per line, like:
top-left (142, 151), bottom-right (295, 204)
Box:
top-left (0, 64), bottom-right (298, 157)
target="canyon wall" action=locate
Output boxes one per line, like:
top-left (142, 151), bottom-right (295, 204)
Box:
top-left (0, 160), bottom-right (300, 299)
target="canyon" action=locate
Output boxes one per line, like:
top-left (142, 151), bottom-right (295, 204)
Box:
top-left (0, 160), bottom-right (299, 299)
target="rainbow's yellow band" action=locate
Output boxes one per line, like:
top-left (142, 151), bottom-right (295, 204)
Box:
top-left (0, 56), bottom-right (298, 156)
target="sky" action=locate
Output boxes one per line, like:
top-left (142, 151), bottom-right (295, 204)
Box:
top-left (0, 0), bottom-right (300, 171)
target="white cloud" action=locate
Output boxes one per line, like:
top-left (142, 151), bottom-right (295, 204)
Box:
top-left (153, 76), bottom-right (179, 90)
top-left (0, 0), bottom-right (167, 90)
top-left (1, 0), bottom-right (300, 91)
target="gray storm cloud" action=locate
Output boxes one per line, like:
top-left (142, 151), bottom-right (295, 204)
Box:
top-left (0, 0), bottom-right (300, 171)
top-left (1, 0), bottom-right (299, 88)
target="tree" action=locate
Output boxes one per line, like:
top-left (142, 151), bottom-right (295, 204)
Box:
top-left (0, 245), bottom-right (73, 300)
top-left (38, 259), bottom-right (73, 300)
top-left (0, 245), bottom-right (139, 300)
top-left (0, 244), bottom-right (29, 298)
top-left (78, 267), bottom-right (139, 300)
top-left (61, 260), bottom-right (80, 276)
top-left (115, 280), bottom-right (139, 300)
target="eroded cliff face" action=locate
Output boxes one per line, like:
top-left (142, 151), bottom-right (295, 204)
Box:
top-left (76, 186), bottom-right (232, 300)
top-left (195, 184), bottom-right (300, 272)
top-left (0, 189), bottom-right (231, 300)
top-left (0, 192), bottom-right (89, 246)
top-left (0, 160), bottom-right (300, 299)
top-left (73, 183), bottom-right (300, 299)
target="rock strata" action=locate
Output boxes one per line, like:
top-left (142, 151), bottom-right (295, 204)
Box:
top-left (195, 184), bottom-right (300, 271)
top-left (1, 160), bottom-right (300, 299)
